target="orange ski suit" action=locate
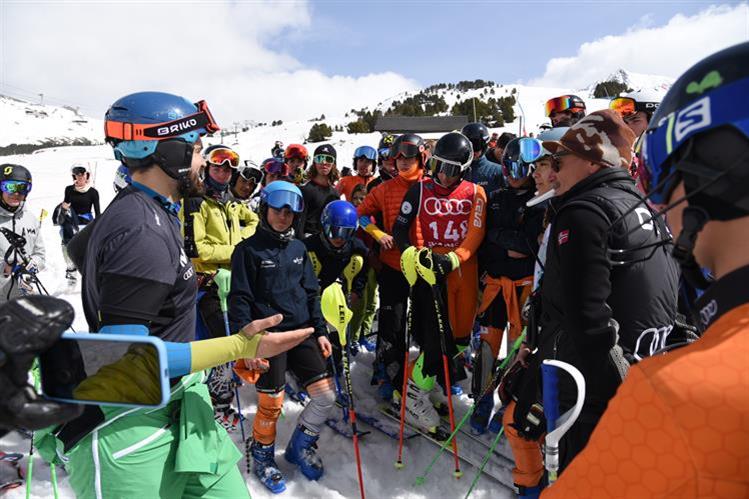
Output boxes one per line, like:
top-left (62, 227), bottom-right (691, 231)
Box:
top-left (543, 271), bottom-right (749, 498)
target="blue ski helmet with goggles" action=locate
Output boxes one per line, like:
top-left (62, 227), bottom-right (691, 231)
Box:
top-left (640, 41), bottom-right (749, 290)
top-left (104, 92), bottom-right (219, 183)
top-left (353, 146), bottom-right (377, 171)
top-left (502, 137), bottom-right (544, 180)
top-left (321, 200), bottom-right (358, 243)
top-left (260, 180), bottom-right (304, 213)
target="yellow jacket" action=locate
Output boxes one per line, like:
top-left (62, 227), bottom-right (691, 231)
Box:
top-left (181, 195), bottom-right (259, 273)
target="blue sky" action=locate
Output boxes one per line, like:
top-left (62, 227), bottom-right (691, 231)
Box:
top-left (272, 1), bottom-right (718, 86)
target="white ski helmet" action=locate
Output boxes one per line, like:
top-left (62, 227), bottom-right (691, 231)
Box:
top-left (536, 126), bottom-right (569, 157)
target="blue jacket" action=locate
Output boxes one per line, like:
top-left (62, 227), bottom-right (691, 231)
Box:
top-left (466, 155), bottom-right (505, 196)
top-left (229, 228), bottom-right (327, 338)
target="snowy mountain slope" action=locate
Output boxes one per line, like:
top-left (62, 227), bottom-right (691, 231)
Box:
top-left (0, 95), bottom-right (103, 149)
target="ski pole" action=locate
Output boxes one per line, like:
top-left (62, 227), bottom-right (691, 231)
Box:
top-left (415, 331), bottom-right (526, 486)
top-left (395, 246), bottom-right (419, 470)
top-left (464, 426), bottom-right (505, 499)
top-left (543, 359), bottom-right (585, 485)
top-left (321, 281), bottom-right (366, 499)
top-left (415, 249), bottom-right (461, 479)
top-left (214, 269), bottom-right (246, 442)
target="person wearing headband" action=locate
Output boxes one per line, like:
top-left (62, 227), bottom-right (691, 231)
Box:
top-left (57, 163), bottom-right (100, 282)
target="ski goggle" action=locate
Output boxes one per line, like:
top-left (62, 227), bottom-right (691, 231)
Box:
top-left (205, 147), bottom-right (240, 168)
top-left (324, 225), bottom-right (356, 241)
top-left (238, 162), bottom-right (263, 182)
top-left (642, 77), bottom-right (749, 205)
top-left (502, 138), bottom-right (543, 179)
top-left (262, 189), bottom-right (304, 213)
top-left (544, 95), bottom-right (585, 117)
top-left (390, 140), bottom-right (424, 160)
top-left (314, 154), bottom-right (336, 165)
top-left (105, 100), bottom-right (219, 141)
top-left (378, 147), bottom-right (391, 160)
top-left (0, 180), bottom-right (32, 195)
top-left (428, 155), bottom-right (467, 178)
top-left (610, 97), bottom-right (660, 119)
top-left (263, 158), bottom-right (291, 177)
top-left (71, 166), bottom-right (88, 176)
top-left (353, 146), bottom-right (377, 162)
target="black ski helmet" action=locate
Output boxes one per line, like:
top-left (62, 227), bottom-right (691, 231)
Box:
top-left (1, 164), bottom-right (32, 184)
top-left (390, 133), bottom-right (427, 167)
top-left (461, 122), bottom-right (490, 155)
top-left (430, 132), bottom-right (473, 182)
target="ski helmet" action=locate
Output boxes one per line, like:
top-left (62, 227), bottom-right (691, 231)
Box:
top-left (461, 123), bottom-right (490, 155)
top-left (610, 88), bottom-right (666, 122)
top-left (233, 160), bottom-right (263, 185)
top-left (536, 126), bottom-right (570, 157)
top-left (429, 132), bottom-right (473, 183)
top-left (0, 164), bottom-right (32, 196)
top-left (642, 41), bottom-right (749, 288)
top-left (390, 133), bottom-right (427, 166)
top-left (262, 157), bottom-right (292, 181)
top-left (284, 144), bottom-right (309, 164)
top-left (321, 200), bottom-right (358, 243)
top-left (113, 164), bottom-right (131, 193)
top-left (258, 180), bottom-right (304, 241)
top-left (104, 91), bottom-right (218, 189)
top-left (353, 146), bottom-right (377, 174)
top-left (502, 138), bottom-right (543, 180)
top-left (378, 134), bottom-right (397, 166)
top-left (544, 95), bottom-right (586, 125)
top-left (203, 144), bottom-right (240, 168)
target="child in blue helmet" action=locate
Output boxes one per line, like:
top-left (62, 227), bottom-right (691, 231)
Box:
top-left (229, 181), bottom-right (336, 494)
top-left (303, 200), bottom-right (369, 360)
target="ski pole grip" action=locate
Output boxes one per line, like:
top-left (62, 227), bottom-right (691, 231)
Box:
top-left (214, 269), bottom-right (232, 312)
top-left (542, 362), bottom-right (559, 434)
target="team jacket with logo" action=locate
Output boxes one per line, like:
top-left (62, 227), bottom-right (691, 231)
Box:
top-left (543, 265), bottom-right (749, 498)
top-left (392, 177), bottom-right (486, 262)
top-left (228, 227), bottom-right (327, 338)
top-left (0, 202), bottom-right (45, 302)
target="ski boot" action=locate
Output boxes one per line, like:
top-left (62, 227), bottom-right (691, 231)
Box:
top-left (249, 440), bottom-right (286, 494)
top-left (488, 405), bottom-right (506, 433)
top-left (450, 383), bottom-right (464, 396)
top-left (284, 424), bottom-right (324, 480)
top-left (404, 377), bottom-right (440, 433)
top-left (372, 363), bottom-right (394, 401)
top-left (214, 405), bottom-right (245, 433)
top-left (358, 334), bottom-right (377, 353)
top-left (469, 394), bottom-right (494, 435)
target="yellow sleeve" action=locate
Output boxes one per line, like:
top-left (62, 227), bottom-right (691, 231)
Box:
top-left (238, 204), bottom-right (259, 239)
top-left (455, 184), bottom-right (487, 263)
top-left (190, 333), bottom-right (266, 373)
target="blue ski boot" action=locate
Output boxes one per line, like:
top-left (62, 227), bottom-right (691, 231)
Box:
top-left (470, 394), bottom-right (494, 435)
top-left (284, 425), bottom-right (324, 480)
top-left (358, 334), bottom-right (377, 352)
top-left (249, 440), bottom-right (286, 494)
top-left (372, 363), bottom-right (394, 401)
top-left (488, 405), bottom-right (506, 433)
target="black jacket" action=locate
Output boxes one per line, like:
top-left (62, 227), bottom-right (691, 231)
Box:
top-left (300, 181), bottom-right (339, 236)
top-left (530, 168), bottom-right (679, 415)
top-left (228, 228), bottom-right (327, 338)
top-left (302, 233), bottom-right (368, 296)
top-left (478, 187), bottom-right (545, 280)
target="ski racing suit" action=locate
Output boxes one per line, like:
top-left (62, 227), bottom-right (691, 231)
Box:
top-left (356, 166), bottom-right (423, 392)
top-left (507, 168), bottom-right (680, 490)
top-left (543, 265), bottom-right (749, 498)
top-left (392, 177), bottom-right (487, 390)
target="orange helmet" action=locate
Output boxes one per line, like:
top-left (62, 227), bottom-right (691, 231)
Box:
top-left (284, 144), bottom-right (309, 163)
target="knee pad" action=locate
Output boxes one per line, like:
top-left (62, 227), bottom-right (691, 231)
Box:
top-left (298, 380), bottom-right (336, 435)
top-left (253, 391), bottom-right (284, 444)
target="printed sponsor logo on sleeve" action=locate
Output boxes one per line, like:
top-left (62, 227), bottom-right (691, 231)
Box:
top-left (558, 229), bottom-right (570, 246)
top-left (401, 201), bottom-right (413, 215)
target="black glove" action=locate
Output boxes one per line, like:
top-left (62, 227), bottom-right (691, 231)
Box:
top-left (0, 296), bottom-right (83, 432)
top-left (419, 250), bottom-right (459, 281)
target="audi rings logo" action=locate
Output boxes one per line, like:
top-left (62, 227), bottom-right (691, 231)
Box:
top-left (424, 198), bottom-right (472, 216)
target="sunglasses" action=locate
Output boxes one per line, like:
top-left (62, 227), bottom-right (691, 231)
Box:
top-left (205, 147), bottom-right (240, 168)
top-left (105, 100), bottom-right (219, 141)
top-left (1, 180), bottom-right (32, 195)
top-left (314, 154), bottom-right (336, 164)
top-left (550, 151), bottom-right (570, 172)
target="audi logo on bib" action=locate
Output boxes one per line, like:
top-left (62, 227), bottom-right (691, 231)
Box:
top-left (424, 198), bottom-right (472, 215)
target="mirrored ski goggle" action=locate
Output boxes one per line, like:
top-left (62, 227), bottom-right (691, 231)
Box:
top-left (262, 189), bottom-right (304, 213)
top-left (428, 155), bottom-right (466, 178)
top-left (502, 138), bottom-right (543, 179)
top-left (105, 100), bottom-right (219, 141)
top-left (324, 225), bottom-right (356, 241)
top-left (314, 154), bottom-right (336, 165)
top-left (205, 147), bottom-right (240, 168)
top-left (642, 77), bottom-right (749, 205)
top-left (354, 146), bottom-right (377, 161)
top-left (72, 166), bottom-right (88, 176)
top-left (263, 158), bottom-right (291, 176)
top-left (238, 165), bottom-right (263, 183)
top-left (610, 97), bottom-right (660, 119)
top-left (378, 147), bottom-right (391, 160)
top-left (1, 180), bottom-right (32, 195)
top-left (390, 140), bottom-right (423, 160)
top-left (544, 96), bottom-right (583, 117)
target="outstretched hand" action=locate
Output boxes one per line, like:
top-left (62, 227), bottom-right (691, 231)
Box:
top-left (242, 314), bottom-right (314, 359)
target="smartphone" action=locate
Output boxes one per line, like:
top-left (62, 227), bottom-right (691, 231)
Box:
top-left (39, 332), bottom-right (170, 409)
